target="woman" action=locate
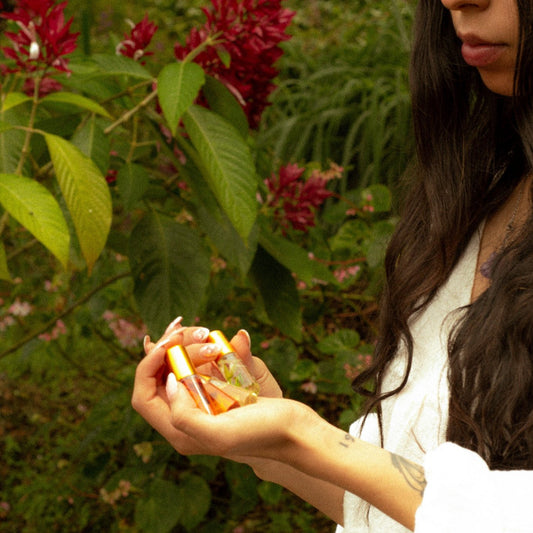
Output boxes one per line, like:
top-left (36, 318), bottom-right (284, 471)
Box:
top-left (132, 0), bottom-right (533, 530)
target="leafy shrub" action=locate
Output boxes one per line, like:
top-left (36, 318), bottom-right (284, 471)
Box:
top-left (0, 0), bottom-right (412, 531)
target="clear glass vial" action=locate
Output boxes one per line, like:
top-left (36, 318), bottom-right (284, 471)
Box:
top-left (207, 330), bottom-right (260, 394)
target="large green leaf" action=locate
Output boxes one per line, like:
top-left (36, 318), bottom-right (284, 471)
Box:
top-left (1, 92), bottom-right (31, 112)
top-left (183, 105), bottom-right (258, 240)
top-left (0, 173), bottom-right (70, 268)
top-left (71, 116), bottom-right (110, 175)
top-left (0, 240), bottom-right (11, 281)
top-left (259, 223), bottom-right (336, 285)
top-left (44, 134), bottom-right (112, 272)
top-left (129, 212), bottom-right (211, 335)
top-left (90, 54), bottom-right (153, 80)
top-left (177, 474), bottom-right (211, 530)
top-left (41, 92), bottom-right (111, 118)
top-left (134, 479), bottom-right (183, 533)
top-left (202, 75), bottom-right (249, 139)
top-left (157, 61), bottom-right (205, 135)
top-left (186, 163), bottom-right (257, 277)
top-left (116, 163), bottom-right (150, 211)
top-left (250, 246), bottom-right (302, 341)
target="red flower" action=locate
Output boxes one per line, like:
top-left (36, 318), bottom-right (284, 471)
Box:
top-left (174, 0), bottom-right (295, 129)
top-left (116, 13), bottom-right (158, 64)
top-left (22, 74), bottom-right (63, 97)
top-left (265, 163), bottom-right (334, 233)
top-left (1, 0), bottom-right (78, 75)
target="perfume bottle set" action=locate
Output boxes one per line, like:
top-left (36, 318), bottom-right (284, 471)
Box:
top-left (165, 330), bottom-right (259, 415)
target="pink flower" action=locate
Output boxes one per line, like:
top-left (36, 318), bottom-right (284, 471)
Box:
top-left (38, 319), bottom-right (67, 341)
top-left (0, 316), bottom-right (16, 331)
top-left (116, 13), bottom-right (158, 64)
top-left (103, 311), bottom-right (147, 348)
top-left (8, 298), bottom-right (32, 316)
top-left (174, 0), bottom-right (295, 129)
top-left (265, 163), bottom-right (333, 233)
top-left (300, 381), bottom-right (317, 394)
top-left (1, 0), bottom-right (79, 75)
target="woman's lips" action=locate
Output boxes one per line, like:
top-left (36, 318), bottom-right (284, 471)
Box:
top-left (460, 38), bottom-right (506, 68)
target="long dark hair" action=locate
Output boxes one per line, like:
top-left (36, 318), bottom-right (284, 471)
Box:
top-left (353, 0), bottom-right (533, 470)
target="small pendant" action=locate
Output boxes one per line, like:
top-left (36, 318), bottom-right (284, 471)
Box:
top-left (480, 251), bottom-right (497, 279)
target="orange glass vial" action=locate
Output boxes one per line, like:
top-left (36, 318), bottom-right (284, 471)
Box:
top-left (166, 345), bottom-right (238, 415)
top-left (201, 375), bottom-right (258, 406)
top-left (207, 330), bottom-right (260, 394)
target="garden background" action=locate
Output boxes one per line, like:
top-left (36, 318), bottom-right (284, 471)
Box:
top-left (0, 0), bottom-right (414, 531)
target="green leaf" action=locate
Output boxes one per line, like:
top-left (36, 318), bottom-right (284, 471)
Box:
top-left (91, 53), bottom-right (153, 79)
top-left (203, 75), bottom-right (249, 139)
top-left (289, 359), bottom-right (318, 382)
top-left (317, 329), bottom-right (361, 355)
top-left (0, 125), bottom-right (26, 174)
top-left (0, 240), bottom-right (11, 281)
top-left (41, 92), bottom-right (111, 118)
top-left (129, 212), bottom-right (211, 335)
top-left (250, 246), bottom-right (302, 341)
top-left (183, 105), bottom-right (258, 239)
top-left (177, 474), bottom-right (211, 530)
top-left (186, 163), bottom-right (256, 276)
top-left (257, 481), bottom-right (284, 505)
top-left (0, 173), bottom-right (70, 268)
top-left (70, 116), bottom-right (110, 174)
top-left (157, 61), bottom-right (205, 134)
top-left (0, 121), bottom-right (13, 134)
top-left (1, 92), bottom-right (31, 112)
top-left (135, 479), bottom-right (183, 533)
top-left (259, 224), bottom-right (336, 285)
top-left (116, 163), bottom-right (150, 211)
top-left (44, 134), bottom-right (112, 272)
top-left (366, 219), bottom-right (395, 268)
top-left (361, 183), bottom-right (392, 212)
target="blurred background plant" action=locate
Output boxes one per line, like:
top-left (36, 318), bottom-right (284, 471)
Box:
top-left (0, 0), bottom-right (413, 531)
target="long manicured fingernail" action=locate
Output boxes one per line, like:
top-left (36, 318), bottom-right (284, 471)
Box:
top-left (238, 329), bottom-right (251, 348)
top-left (199, 343), bottom-right (219, 357)
top-left (169, 316), bottom-right (183, 329)
top-left (193, 327), bottom-right (209, 342)
top-left (143, 335), bottom-right (151, 352)
top-left (155, 338), bottom-right (171, 351)
top-left (166, 372), bottom-right (178, 400)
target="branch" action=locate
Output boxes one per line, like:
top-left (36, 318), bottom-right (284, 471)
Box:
top-left (104, 89), bottom-right (158, 135)
top-left (0, 271), bottom-right (132, 359)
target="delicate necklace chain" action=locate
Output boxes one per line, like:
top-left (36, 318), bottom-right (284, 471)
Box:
top-left (479, 175), bottom-right (529, 279)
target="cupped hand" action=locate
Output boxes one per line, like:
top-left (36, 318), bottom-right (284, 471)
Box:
top-left (163, 372), bottom-right (317, 461)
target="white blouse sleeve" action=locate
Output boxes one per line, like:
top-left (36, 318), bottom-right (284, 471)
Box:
top-left (415, 442), bottom-right (533, 533)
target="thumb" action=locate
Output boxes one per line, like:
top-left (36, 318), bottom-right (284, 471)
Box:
top-left (166, 372), bottom-right (197, 409)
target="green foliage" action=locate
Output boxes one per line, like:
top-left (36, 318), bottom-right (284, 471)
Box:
top-left (0, 0), bottom-right (414, 531)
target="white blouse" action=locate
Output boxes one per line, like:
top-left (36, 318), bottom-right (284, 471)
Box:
top-left (336, 228), bottom-right (533, 532)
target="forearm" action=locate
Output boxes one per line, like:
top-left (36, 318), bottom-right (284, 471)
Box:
top-left (251, 459), bottom-right (345, 525)
top-left (286, 416), bottom-right (425, 531)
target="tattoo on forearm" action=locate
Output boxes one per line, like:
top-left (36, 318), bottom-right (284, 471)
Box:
top-left (390, 454), bottom-right (427, 497)
top-left (339, 433), bottom-right (356, 448)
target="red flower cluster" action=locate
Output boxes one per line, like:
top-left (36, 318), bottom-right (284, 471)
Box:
top-left (265, 163), bottom-right (335, 233)
top-left (116, 13), bottom-right (158, 64)
top-left (174, 0), bottom-right (295, 129)
top-left (1, 0), bottom-right (78, 76)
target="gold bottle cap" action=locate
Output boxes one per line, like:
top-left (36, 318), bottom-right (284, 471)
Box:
top-left (207, 330), bottom-right (234, 356)
top-left (166, 345), bottom-right (196, 380)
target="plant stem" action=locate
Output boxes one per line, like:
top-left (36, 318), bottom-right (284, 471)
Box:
top-left (16, 75), bottom-right (41, 175)
top-left (0, 271), bottom-right (131, 360)
top-left (104, 88), bottom-right (158, 135)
